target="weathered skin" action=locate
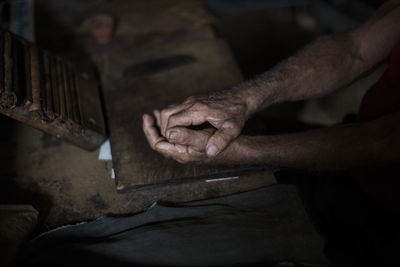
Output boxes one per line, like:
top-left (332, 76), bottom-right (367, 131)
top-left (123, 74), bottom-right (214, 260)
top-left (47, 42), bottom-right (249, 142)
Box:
top-left (143, 0), bottom-right (400, 171)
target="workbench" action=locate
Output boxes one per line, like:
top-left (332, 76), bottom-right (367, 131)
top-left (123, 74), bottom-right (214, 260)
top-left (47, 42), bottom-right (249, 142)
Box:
top-left (0, 0), bottom-right (275, 228)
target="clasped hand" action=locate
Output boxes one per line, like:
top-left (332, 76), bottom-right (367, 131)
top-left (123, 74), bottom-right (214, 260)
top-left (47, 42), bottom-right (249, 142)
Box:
top-left (142, 89), bottom-right (253, 164)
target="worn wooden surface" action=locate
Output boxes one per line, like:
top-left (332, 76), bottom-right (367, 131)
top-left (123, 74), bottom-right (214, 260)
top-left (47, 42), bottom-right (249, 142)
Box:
top-left (0, 30), bottom-right (106, 150)
top-left (0, 0), bottom-right (277, 228)
top-left (0, 115), bottom-right (276, 228)
top-left (85, 0), bottom-right (272, 190)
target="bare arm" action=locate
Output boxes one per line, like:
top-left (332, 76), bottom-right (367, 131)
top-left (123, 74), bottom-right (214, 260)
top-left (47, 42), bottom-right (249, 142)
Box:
top-left (224, 112), bottom-right (400, 171)
top-left (144, 111), bottom-right (400, 171)
top-left (242, 0), bottom-right (400, 111)
top-left (155, 1), bottom-right (400, 158)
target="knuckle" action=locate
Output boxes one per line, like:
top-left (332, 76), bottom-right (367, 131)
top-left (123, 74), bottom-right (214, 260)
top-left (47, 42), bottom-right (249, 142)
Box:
top-left (192, 102), bottom-right (207, 111)
top-left (203, 128), bottom-right (216, 135)
top-left (187, 148), bottom-right (205, 160)
top-left (153, 144), bottom-right (161, 151)
top-left (160, 109), bottom-right (170, 118)
top-left (227, 105), bottom-right (241, 114)
top-left (214, 137), bottom-right (229, 148)
top-left (222, 120), bottom-right (238, 130)
top-left (178, 134), bottom-right (189, 144)
top-left (188, 147), bottom-right (199, 156)
top-left (161, 107), bottom-right (176, 118)
top-left (176, 144), bottom-right (187, 153)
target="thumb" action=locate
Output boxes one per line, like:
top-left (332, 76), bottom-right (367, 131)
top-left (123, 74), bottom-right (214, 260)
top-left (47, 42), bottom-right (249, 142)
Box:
top-left (206, 122), bottom-right (240, 157)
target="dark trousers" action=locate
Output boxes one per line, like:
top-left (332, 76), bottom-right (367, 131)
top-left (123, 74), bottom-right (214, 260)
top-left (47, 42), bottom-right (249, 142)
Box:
top-left (277, 169), bottom-right (400, 267)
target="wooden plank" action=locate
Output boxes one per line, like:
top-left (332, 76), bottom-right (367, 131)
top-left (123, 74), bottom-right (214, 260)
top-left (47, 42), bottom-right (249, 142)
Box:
top-left (56, 57), bottom-right (67, 120)
top-left (88, 27), bottom-right (266, 190)
top-left (23, 41), bottom-right (32, 106)
top-left (0, 32), bottom-right (17, 109)
top-left (81, 0), bottom-right (273, 192)
top-left (29, 46), bottom-right (41, 111)
top-left (42, 52), bottom-right (56, 120)
top-left (12, 37), bottom-right (26, 106)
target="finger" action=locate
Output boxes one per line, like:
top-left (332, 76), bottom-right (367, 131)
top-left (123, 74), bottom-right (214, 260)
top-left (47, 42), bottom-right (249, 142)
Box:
top-left (153, 110), bottom-right (161, 127)
top-left (156, 142), bottom-right (206, 164)
top-left (166, 108), bottom-right (208, 131)
top-left (175, 144), bottom-right (187, 153)
top-left (187, 146), bottom-right (208, 159)
top-left (142, 114), bottom-right (166, 150)
top-left (166, 127), bottom-right (213, 151)
top-left (160, 103), bottom-right (192, 137)
top-left (203, 128), bottom-right (216, 134)
top-left (206, 121), bottom-right (241, 157)
top-left (142, 113), bottom-right (155, 132)
top-left (155, 142), bottom-right (188, 163)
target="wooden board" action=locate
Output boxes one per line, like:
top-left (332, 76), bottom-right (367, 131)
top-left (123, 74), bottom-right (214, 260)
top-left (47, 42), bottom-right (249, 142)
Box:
top-left (0, 0), bottom-right (277, 228)
top-left (0, 30), bottom-right (106, 150)
top-left (84, 1), bottom-right (272, 190)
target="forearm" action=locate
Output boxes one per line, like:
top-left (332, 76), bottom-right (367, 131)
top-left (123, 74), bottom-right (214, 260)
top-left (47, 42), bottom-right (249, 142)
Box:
top-left (218, 112), bottom-right (400, 171)
top-left (234, 33), bottom-right (366, 113)
top-left (234, 1), bottom-right (400, 114)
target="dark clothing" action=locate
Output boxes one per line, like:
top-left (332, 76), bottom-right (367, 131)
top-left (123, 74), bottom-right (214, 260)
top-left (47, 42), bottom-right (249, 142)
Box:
top-left (355, 41), bottom-right (400, 214)
top-left (19, 185), bottom-right (329, 267)
top-left (277, 170), bottom-right (400, 267)
top-left (359, 42), bottom-right (400, 121)
top-left (276, 43), bottom-right (400, 266)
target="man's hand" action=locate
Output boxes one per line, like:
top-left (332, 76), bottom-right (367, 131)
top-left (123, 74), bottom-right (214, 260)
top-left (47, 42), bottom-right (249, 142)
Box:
top-left (159, 89), bottom-right (257, 157)
top-left (143, 111), bottom-right (257, 165)
top-left (143, 113), bottom-right (216, 164)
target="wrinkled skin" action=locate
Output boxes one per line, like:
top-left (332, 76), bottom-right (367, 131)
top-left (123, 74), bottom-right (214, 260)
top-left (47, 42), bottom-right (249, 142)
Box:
top-left (158, 89), bottom-right (254, 157)
top-left (143, 111), bottom-right (216, 164)
top-left (143, 1), bottom-right (400, 169)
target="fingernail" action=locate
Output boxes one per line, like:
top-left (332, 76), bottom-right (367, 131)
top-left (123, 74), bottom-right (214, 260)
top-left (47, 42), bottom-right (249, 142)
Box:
top-left (206, 144), bottom-right (218, 157)
top-left (169, 131), bottom-right (179, 140)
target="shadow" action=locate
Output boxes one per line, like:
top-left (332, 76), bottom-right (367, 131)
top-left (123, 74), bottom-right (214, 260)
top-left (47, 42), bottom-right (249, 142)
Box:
top-left (19, 242), bottom-right (275, 267)
top-left (213, 7), bottom-right (316, 79)
top-left (0, 115), bottom-right (52, 229)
